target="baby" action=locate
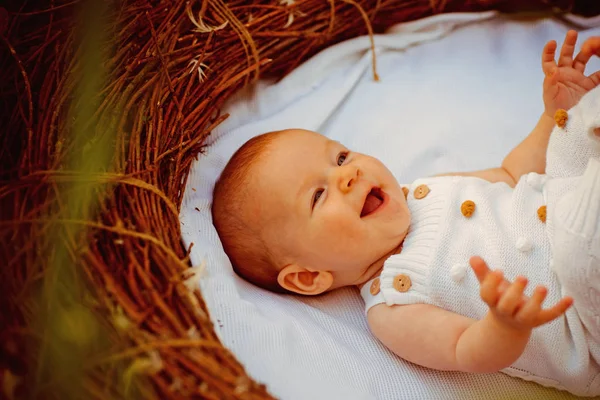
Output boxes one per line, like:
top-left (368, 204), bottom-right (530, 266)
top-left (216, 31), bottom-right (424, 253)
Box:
top-left (212, 31), bottom-right (600, 396)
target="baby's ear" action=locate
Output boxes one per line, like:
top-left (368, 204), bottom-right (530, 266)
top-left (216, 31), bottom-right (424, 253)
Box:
top-left (277, 265), bottom-right (333, 295)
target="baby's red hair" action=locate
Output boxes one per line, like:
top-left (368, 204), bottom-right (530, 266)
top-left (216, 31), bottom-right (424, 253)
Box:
top-left (211, 131), bottom-right (289, 293)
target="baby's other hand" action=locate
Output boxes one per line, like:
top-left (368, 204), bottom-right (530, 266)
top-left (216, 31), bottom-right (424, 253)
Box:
top-left (469, 256), bottom-right (573, 331)
top-left (542, 31), bottom-right (600, 117)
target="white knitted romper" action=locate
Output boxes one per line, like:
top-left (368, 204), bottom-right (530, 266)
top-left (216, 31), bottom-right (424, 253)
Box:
top-left (361, 86), bottom-right (600, 396)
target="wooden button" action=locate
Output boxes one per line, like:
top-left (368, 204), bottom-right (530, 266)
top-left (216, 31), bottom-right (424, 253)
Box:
top-left (413, 184), bottom-right (430, 199)
top-left (461, 200), bottom-right (476, 218)
top-left (554, 109), bottom-right (568, 128)
top-left (402, 186), bottom-right (409, 199)
top-left (370, 278), bottom-right (380, 295)
top-left (393, 274), bottom-right (412, 292)
top-left (537, 205), bottom-right (547, 223)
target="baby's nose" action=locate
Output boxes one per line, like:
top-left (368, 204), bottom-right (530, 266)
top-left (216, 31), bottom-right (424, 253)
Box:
top-left (337, 166), bottom-right (360, 193)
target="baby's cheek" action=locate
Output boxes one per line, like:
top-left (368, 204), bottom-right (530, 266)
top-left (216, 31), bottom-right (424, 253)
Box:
top-left (319, 213), bottom-right (363, 246)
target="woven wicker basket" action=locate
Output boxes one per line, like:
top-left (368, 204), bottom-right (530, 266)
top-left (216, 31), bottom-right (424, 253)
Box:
top-left (2, 1), bottom-right (597, 399)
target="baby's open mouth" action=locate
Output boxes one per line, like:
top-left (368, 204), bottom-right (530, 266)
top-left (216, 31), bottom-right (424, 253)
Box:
top-left (361, 187), bottom-right (384, 217)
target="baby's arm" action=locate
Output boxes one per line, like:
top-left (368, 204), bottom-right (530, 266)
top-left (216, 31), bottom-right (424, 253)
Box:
top-left (437, 111), bottom-right (554, 186)
top-left (502, 33), bottom-right (600, 182)
top-left (436, 113), bottom-right (553, 186)
top-left (438, 32), bottom-right (600, 186)
top-left (368, 257), bottom-right (572, 373)
top-left (368, 302), bottom-right (524, 373)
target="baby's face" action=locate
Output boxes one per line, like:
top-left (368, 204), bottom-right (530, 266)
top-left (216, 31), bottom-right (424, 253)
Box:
top-left (251, 129), bottom-right (410, 288)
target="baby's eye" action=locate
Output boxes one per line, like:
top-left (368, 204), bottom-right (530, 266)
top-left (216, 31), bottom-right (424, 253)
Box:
top-left (337, 151), bottom-right (349, 166)
top-left (312, 189), bottom-right (324, 209)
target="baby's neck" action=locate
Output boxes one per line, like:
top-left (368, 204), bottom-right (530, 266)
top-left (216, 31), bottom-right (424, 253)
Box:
top-left (356, 241), bottom-right (404, 289)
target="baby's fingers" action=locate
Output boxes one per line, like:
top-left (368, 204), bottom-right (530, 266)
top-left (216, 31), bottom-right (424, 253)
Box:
top-left (542, 40), bottom-right (558, 76)
top-left (496, 276), bottom-right (528, 316)
top-left (515, 285), bottom-right (546, 324)
top-left (480, 269), bottom-right (503, 307)
top-left (558, 30), bottom-right (578, 67)
top-left (536, 296), bottom-right (574, 326)
top-left (469, 256), bottom-right (491, 284)
top-left (573, 37), bottom-right (600, 73)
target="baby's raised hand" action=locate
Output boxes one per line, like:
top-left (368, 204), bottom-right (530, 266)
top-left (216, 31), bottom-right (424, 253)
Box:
top-left (542, 31), bottom-right (600, 117)
top-left (469, 256), bottom-right (573, 331)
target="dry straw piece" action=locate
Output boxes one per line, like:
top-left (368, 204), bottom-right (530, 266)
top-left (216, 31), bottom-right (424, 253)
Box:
top-left (1, 0), bottom-right (593, 398)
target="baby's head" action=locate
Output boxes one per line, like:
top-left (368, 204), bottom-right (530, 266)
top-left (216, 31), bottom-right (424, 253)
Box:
top-left (212, 129), bottom-right (410, 295)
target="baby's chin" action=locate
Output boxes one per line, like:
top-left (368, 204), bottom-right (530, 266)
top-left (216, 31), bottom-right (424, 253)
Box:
top-left (388, 209), bottom-right (411, 246)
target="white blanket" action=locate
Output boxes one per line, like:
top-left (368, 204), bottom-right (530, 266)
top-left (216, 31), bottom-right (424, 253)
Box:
top-left (180, 11), bottom-right (600, 400)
